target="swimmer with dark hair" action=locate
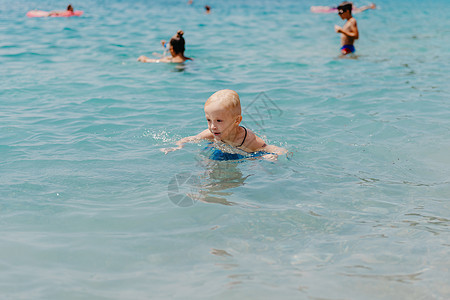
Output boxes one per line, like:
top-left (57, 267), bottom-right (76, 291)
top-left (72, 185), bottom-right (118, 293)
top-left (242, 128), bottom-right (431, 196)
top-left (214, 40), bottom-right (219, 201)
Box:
top-left (334, 1), bottom-right (359, 55)
top-left (48, 4), bottom-right (74, 16)
top-left (138, 30), bottom-right (192, 63)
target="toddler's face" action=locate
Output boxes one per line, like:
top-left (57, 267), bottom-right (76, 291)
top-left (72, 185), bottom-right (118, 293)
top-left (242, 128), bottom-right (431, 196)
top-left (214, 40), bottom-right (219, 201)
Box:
top-left (204, 103), bottom-right (239, 141)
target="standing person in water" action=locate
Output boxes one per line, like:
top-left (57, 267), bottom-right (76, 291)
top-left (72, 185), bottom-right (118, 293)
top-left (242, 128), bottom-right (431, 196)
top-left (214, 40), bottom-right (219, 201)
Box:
top-left (138, 30), bottom-right (192, 63)
top-left (334, 1), bottom-right (359, 55)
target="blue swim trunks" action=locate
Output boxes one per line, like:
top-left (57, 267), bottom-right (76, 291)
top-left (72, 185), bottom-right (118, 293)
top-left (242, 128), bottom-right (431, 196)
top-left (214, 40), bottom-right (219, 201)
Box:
top-left (340, 44), bottom-right (355, 54)
top-left (204, 145), bottom-right (267, 161)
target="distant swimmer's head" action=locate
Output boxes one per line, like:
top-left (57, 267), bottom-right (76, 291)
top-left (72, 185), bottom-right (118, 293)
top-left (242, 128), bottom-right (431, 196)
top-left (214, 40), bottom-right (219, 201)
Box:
top-left (337, 1), bottom-right (352, 15)
top-left (205, 5), bottom-right (211, 14)
top-left (169, 30), bottom-right (186, 55)
top-left (67, 4), bottom-right (74, 12)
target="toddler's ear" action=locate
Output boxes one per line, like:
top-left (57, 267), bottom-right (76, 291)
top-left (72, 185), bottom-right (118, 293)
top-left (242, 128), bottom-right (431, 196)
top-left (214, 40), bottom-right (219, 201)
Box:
top-left (236, 115), bottom-right (243, 124)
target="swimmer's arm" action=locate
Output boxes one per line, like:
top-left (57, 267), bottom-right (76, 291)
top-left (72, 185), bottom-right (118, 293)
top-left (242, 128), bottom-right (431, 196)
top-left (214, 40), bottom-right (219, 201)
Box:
top-left (48, 11), bottom-right (61, 16)
top-left (137, 55), bottom-right (172, 63)
top-left (48, 9), bottom-right (71, 16)
top-left (354, 3), bottom-right (376, 13)
top-left (137, 55), bottom-right (155, 63)
top-left (160, 129), bottom-right (213, 154)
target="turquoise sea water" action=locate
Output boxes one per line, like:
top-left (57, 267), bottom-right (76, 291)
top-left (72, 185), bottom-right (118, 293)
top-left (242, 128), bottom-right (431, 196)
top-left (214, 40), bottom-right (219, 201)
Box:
top-left (1, 0), bottom-right (449, 299)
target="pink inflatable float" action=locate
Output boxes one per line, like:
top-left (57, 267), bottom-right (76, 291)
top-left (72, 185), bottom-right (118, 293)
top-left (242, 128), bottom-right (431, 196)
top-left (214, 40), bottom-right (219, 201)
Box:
top-left (26, 10), bottom-right (83, 18)
top-left (310, 6), bottom-right (338, 13)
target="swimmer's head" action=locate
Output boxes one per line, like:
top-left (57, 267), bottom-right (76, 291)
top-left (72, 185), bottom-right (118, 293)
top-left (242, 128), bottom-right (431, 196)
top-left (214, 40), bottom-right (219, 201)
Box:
top-left (67, 4), bottom-right (74, 12)
top-left (337, 1), bottom-right (352, 14)
top-left (170, 30), bottom-right (186, 55)
top-left (205, 89), bottom-right (241, 118)
top-left (204, 90), bottom-right (242, 140)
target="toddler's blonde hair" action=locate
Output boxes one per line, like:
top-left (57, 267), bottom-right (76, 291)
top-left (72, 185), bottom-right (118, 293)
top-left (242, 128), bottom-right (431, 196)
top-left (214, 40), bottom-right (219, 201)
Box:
top-left (205, 89), bottom-right (241, 117)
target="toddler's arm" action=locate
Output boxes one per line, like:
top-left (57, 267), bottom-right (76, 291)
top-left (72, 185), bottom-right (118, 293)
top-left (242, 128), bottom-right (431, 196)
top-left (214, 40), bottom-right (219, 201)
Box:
top-left (245, 131), bottom-right (287, 160)
top-left (262, 144), bottom-right (287, 155)
top-left (160, 129), bottom-right (212, 154)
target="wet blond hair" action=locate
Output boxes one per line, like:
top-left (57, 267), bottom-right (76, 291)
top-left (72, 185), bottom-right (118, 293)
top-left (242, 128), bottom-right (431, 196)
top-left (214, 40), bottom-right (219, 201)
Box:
top-left (205, 89), bottom-right (241, 117)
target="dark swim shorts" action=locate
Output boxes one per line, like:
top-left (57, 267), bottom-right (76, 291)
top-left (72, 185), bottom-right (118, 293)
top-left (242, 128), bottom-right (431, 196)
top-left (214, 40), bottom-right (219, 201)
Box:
top-left (340, 44), bottom-right (355, 54)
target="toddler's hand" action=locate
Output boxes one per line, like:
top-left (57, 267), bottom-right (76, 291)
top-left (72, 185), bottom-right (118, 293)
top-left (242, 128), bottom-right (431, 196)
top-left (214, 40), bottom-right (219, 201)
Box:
top-left (334, 25), bottom-right (342, 33)
top-left (160, 146), bottom-right (182, 154)
top-left (262, 153), bottom-right (278, 162)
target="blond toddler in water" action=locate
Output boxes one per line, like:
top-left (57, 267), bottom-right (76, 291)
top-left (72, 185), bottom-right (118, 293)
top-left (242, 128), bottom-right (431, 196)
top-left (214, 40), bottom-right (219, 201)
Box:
top-left (161, 89), bottom-right (286, 159)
